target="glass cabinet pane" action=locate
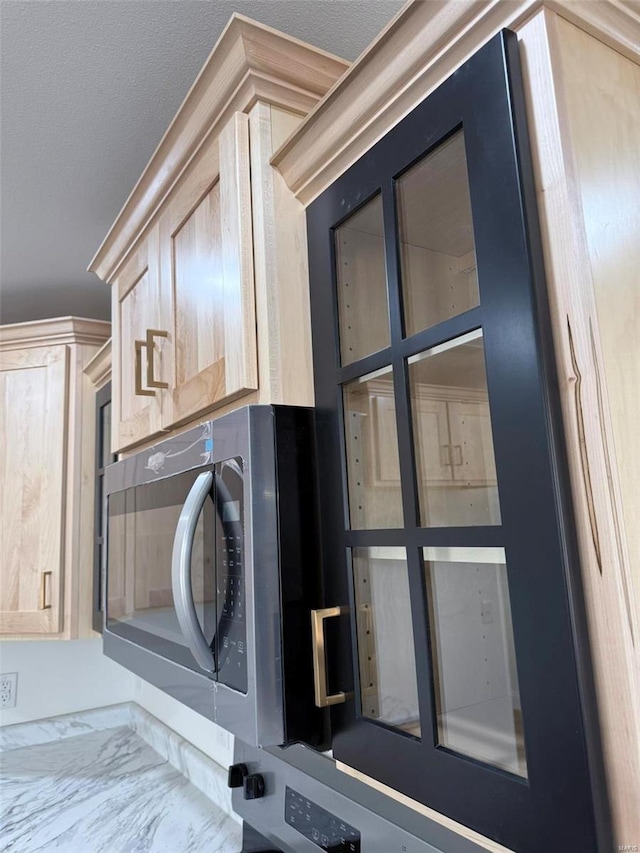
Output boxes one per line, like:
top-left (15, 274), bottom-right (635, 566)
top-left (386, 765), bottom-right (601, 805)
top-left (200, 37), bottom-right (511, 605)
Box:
top-left (408, 330), bottom-right (501, 527)
top-left (353, 547), bottom-right (420, 737)
top-left (335, 195), bottom-right (390, 365)
top-left (343, 366), bottom-right (403, 529)
top-left (396, 131), bottom-right (479, 337)
top-left (424, 547), bottom-right (526, 777)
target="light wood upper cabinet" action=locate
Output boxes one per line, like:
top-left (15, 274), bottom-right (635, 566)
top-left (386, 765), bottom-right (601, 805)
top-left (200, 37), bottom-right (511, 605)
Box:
top-left (0, 318), bottom-right (110, 639)
top-left (159, 112), bottom-right (257, 429)
top-left (90, 17), bottom-right (349, 454)
top-left (0, 346), bottom-right (67, 634)
top-left (113, 114), bottom-right (258, 450)
top-left (370, 384), bottom-right (496, 490)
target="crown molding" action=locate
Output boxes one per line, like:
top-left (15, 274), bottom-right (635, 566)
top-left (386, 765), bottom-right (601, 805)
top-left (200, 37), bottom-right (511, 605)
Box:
top-left (84, 338), bottom-right (112, 387)
top-left (0, 317), bottom-right (111, 351)
top-left (88, 14), bottom-right (349, 283)
top-left (272, 0), bottom-right (640, 206)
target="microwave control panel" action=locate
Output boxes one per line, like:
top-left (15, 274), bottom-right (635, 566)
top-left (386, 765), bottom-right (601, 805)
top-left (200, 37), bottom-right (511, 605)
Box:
top-left (215, 457), bottom-right (247, 694)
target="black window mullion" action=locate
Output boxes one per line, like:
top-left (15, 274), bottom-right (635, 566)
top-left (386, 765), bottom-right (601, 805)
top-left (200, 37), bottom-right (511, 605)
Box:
top-left (381, 178), bottom-right (438, 756)
top-left (336, 346), bottom-right (393, 385)
top-left (404, 542), bottom-right (438, 749)
top-left (344, 526), bottom-right (504, 550)
top-left (399, 305), bottom-right (484, 361)
top-left (408, 525), bottom-right (504, 549)
top-left (343, 528), bottom-right (405, 548)
top-left (382, 177), bottom-right (404, 348)
top-left (381, 178), bottom-right (418, 531)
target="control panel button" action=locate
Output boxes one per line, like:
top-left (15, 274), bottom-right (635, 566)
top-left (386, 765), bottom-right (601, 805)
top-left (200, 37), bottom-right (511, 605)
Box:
top-left (244, 773), bottom-right (266, 800)
top-left (227, 763), bottom-right (248, 789)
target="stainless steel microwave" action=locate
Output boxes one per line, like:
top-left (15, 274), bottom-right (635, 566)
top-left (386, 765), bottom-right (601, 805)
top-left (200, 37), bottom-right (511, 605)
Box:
top-left (103, 405), bottom-right (326, 749)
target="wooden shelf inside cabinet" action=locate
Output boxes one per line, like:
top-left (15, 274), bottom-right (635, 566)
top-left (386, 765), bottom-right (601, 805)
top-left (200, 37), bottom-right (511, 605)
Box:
top-left (0, 317), bottom-right (110, 639)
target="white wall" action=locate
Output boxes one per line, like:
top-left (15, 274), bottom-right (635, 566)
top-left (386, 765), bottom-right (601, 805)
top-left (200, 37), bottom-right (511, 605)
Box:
top-left (0, 639), bottom-right (136, 726)
top-left (134, 677), bottom-right (233, 768)
top-left (0, 640), bottom-right (234, 770)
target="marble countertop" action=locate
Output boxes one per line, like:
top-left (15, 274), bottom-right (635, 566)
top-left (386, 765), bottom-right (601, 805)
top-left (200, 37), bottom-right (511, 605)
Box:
top-left (0, 720), bottom-right (242, 853)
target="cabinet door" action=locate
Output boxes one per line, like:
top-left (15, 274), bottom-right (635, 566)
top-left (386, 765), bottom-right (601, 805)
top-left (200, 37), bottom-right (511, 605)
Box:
top-left (159, 112), bottom-right (257, 430)
top-left (448, 398), bottom-right (497, 486)
top-left (371, 391), bottom-right (450, 485)
top-left (0, 345), bottom-right (67, 634)
top-left (112, 227), bottom-right (164, 452)
top-left (307, 31), bottom-right (605, 853)
top-left (415, 396), bottom-right (452, 485)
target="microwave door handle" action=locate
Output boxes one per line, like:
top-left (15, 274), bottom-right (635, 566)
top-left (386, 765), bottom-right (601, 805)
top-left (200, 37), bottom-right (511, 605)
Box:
top-left (171, 471), bottom-right (216, 674)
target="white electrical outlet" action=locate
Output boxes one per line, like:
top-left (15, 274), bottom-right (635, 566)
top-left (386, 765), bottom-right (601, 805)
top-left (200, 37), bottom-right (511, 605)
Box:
top-left (0, 672), bottom-right (18, 709)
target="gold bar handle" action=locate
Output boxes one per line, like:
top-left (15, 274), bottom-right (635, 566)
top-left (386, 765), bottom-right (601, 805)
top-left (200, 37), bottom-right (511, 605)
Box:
top-left (39, 571), bottom-right (52, 610)
top-left (145, 329), bottom-right (169, 390)
top-left (311, 606), bottom-right (347, 708)
top-left (135, 340), bottom-right (155, 396)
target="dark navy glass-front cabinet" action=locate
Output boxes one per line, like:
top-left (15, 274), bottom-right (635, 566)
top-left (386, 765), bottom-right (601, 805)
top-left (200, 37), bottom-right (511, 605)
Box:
top-left (306, 29), bottom-right (609, 853)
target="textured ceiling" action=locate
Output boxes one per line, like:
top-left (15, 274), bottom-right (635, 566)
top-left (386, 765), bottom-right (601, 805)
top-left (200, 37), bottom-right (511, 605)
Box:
top-left (0, 0), bottom-right (405, 326)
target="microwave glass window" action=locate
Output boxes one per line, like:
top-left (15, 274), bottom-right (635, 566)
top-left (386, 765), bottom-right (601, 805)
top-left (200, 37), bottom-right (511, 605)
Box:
top-left (423, 546), bottom-right (526, 777)
top-left (352, 547), bottom-right (421, 738)
top-left (214, 457), bottom-right (247, 694)
top-left (335, 194), bottom-right (390, 366)
top-left (107, 470), bottom-right (215, 670)
top-left (408, 330), bottom-right (501, 527)
top-left (396, 130), bottom-right (479, 338)
top-left (343, 366), bottom-right (403, 529)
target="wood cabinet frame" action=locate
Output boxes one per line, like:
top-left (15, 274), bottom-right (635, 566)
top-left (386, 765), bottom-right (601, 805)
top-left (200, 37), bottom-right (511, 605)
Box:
top-left (89, 17), bottom-right (349, 455)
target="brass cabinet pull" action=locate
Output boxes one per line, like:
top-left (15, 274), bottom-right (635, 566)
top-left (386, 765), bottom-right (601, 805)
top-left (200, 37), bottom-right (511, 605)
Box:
top-left (39, 571), bottom-right (52, 610)
top-left (311, 606), bottom-right (347, 708)
top-left (145, 329), bottom-right (169, 390)
top-left (135, 340), bottom-right (155, 396)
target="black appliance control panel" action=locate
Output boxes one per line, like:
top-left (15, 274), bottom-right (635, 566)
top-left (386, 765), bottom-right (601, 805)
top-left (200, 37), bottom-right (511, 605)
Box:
top-left (215, 457), bottom-right (247, 694)
top-left (285, 787), bottom-right (361, 852)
